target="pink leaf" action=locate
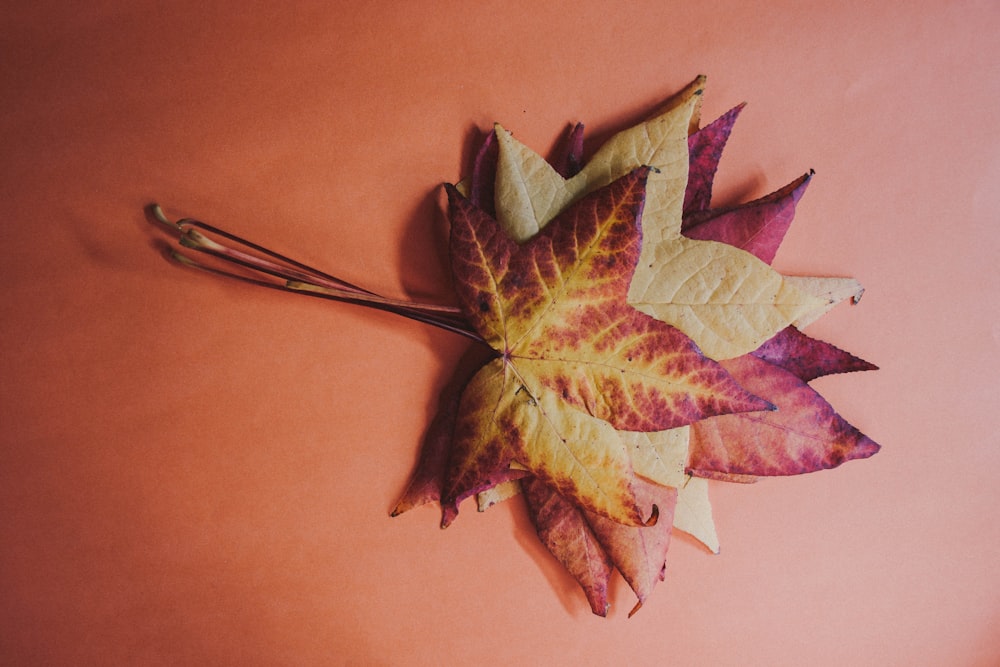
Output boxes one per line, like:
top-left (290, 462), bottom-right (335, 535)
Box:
top-left (553, 122), bottom-right (586, 178)
top-left (391, 344), bottom-right (497, 519)
top-left (684, 104), bottom-right (745, 214)
top-left (683, 171), bottom-right (813, 265)
top-left (584, 479), bottom-right (678, 617)
top-left (522, 476), bottom-right (613, 616)
top-left (751, 326), bottom-right (878, 382)
top-left (469, 129), bottom-right (498, 216)
top-left (688, 355), bottom-right (880, 477)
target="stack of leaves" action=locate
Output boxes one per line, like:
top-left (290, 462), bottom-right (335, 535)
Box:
top-left (391, 77), bottom-right (879, 616)
top-left (154, 76), bottom-right (879, 617)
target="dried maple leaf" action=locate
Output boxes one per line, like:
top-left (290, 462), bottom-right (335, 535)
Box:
top-left (523, 473), bottom-right (678, 617)
top-left (443, 167), bottom-right (770, 525)
top-left (682, 171), bottom-right (813, 265)
top-left (687, 354), bottom-right (879, 477)
top-left (522, 476), bottom-right (613, 616)
top-left (583, 477), bottom-right (677, 616)
top-left (154, 75), bottom-right (880, 619)
top-left (751, 325), bottom-right (878, 383)
top-left (425, 81), bottom-right (876, 610)
top-left (391, 344), bottom-right (503, 518)
top-left (446, 80), bottom-right (877, 612)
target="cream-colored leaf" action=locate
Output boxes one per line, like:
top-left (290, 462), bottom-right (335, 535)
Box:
top-left (512, 389), bottom-right (652, 524)
top-left (494, 125), bottom-right (575, 242)
top-left (622, 427), bottom-right (690, 487)
top-left (581, 83), bottom-right (701, 244)
top-left (785, 276), bottom-right (865, 328)
top-left (672, 477), bottom-right (720, 554)
top-left (628, 236), bottom-right (826, 359)
top-left (493, 80), bottom-right (702, 243)
top-left (477, 480), bottom-right (522, 512)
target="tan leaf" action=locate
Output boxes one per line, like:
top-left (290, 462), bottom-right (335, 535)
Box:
top-left (493, 78), bottom-right (703, 242)
top-left (671, 477), bottom-right (720, 554)
top-left (785, 276), bottom-right (866, 328)
top-left (477, 479), bottom-right (522, 512)
top-left (628, 236), bottom-right (826, 359)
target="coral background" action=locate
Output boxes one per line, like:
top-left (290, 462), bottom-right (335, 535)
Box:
top-left (2, 2), bottom-right (998, 665)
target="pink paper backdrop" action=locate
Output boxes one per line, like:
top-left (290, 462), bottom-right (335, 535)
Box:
top-left (2, 1), bottom-right (998, 664)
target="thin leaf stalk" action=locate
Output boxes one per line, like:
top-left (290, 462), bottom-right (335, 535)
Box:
top-left (151, 205), bottom-right (484, 342)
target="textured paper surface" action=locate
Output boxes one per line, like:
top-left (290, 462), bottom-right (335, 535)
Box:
top-left (1, 1), bottom-right (998, 665)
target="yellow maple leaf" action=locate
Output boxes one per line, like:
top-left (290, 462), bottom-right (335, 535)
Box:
top-left (444, 168), bottom-right (769, 525)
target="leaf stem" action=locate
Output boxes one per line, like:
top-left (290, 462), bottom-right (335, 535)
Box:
top-left (151, 204), bottom-right (484, 343)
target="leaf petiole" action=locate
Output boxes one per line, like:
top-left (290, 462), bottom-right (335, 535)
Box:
top-left (151, 204), bottom-right (484, 342)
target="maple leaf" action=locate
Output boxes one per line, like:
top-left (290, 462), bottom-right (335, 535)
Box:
top-left (583, 477), bottom-right (677, 616)
top-left (522, 476), bottom-right (613, 616)
top-left (682, 171), bottom-right (813, 265)
top-left (442, 167), bottom-right (771, 525)
top-left (445, 81), bottom-right (870, 583)
top-left (523, 473), bottom-right (678, 617)
top-left (687, 354), bottom-right (879, 478)
top-left (751, 325), bottom-right (878, 382)
top-left (391, 344), bottom-right (505, 517)
top-left (447, 81), bottom-right (878, 614)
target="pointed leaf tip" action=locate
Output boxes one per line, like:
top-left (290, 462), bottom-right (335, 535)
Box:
top-left (688, 355), bottom-right (881, 477)
top-left (682, 171), bottom-right (815, 265)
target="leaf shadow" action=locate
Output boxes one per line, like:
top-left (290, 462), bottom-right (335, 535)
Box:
top-left (394, 187), bottom-right (453, 305)
top-left (505, 493), bottom-right (601, 618)
top-left (393, 122), bottom-right (496, 307)
top-left (51, 201), bottom-right (180, 275)
top-left (709, 172), bottom-right (768, 210)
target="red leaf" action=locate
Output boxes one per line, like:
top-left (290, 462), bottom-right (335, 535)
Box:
top-left (442, 169), bottom-right (771, 525)
top-left (553, 122), bottom-right (586, 178)
top-left (688, 355), bottom-right (880, 478)
top-left (448, 168), bottom-right (769, 431)
top-left (522, 476), bottom-right (613, 616)
top-left (524, 476), bottom-right (678, 617)
top-left (684, 104), bottom-right (745, 215)
top-left (751, 326), bottom-right (878, 383)
top-left (391, 344), bottom-right (497, 517)
top-left (682, 171), bottom-right (813, 265)
top-left (584, 479), bottom-right (678, 617)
